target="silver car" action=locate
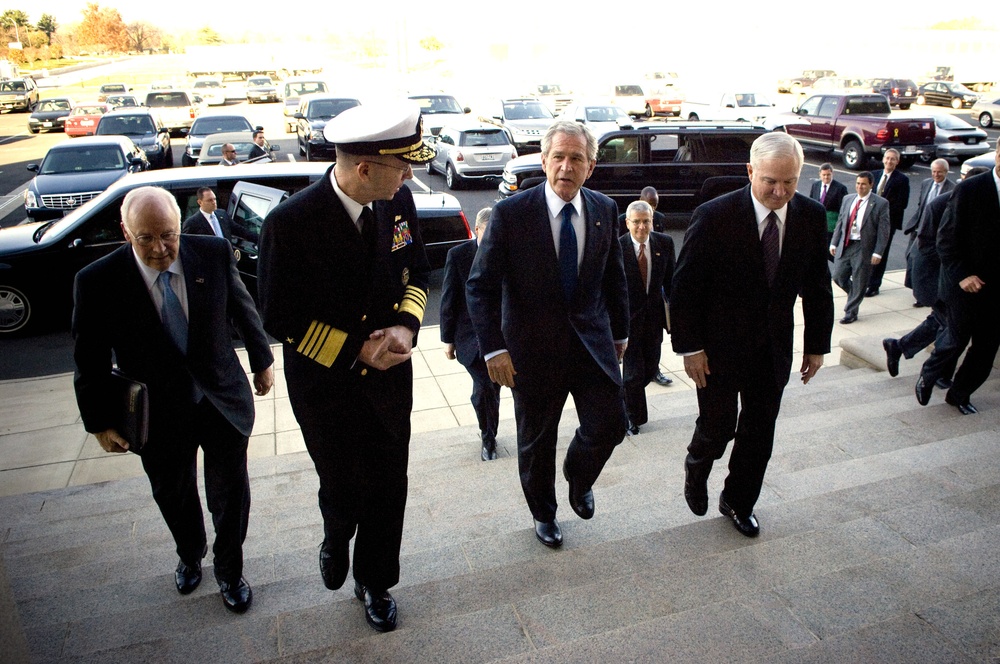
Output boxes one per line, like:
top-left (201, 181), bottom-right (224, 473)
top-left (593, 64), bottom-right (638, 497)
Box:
top-left (969, 95), bottom-right (1000, 128)
top-left (426, 123), bottom-right (517, 190)
top-left (925, 113), bottom-right (991, 162)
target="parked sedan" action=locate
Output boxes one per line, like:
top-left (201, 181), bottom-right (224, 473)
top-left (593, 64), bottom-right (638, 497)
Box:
top-left (95, 108), bottom-right (173, 169)
top-left (295, 95), bottom-right (362, 161)
top-left (969, 96), bottom-right (1000, 128)
top-left (104, 94), bottom-right (139, 108)
top-left (192, 78), bottom-right (227, 106)
top-left (917, 81), bottom-right (980, 109)
top-left (925, 113), bottom-right (991, 162)
top-left (183, 113), bottom-right (255, 166)
top-left (27, 98), bottom-right (73, 134)
top-left (246, 76), bottom-right (279, 103)
top-left (23, 135), bottom-right (149, 222)
top-left (64, 103), bottom-right (112, 138)
top-left (426, 122), bottom-right (517, 189)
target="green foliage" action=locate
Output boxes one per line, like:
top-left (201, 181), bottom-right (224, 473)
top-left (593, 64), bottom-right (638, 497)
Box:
top-left (37, 13), bottom-right (57, 46)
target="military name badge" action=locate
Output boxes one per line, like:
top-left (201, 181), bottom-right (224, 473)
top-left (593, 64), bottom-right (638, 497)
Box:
top-left (391, 215), bottom-right (413, 252)
top-left (401, 267), bottom-right (409, 286)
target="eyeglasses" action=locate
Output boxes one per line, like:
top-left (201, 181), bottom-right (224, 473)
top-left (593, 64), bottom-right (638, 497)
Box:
top-left (364, 159), bottom-right (411, 174)
top-left (627, 218), bottom-right (653, 226)
top-left (132, 232), bottom-right (180, 246)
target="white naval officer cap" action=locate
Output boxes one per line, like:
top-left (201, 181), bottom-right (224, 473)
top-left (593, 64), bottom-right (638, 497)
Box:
top-left (323, 102), bottom-right (436, 164)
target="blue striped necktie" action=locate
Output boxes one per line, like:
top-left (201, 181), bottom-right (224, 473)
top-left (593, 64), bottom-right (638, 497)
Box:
top-left (559, 204), bottom-right (577, 301)
top-left (158, 271), bottom-right (188, 354)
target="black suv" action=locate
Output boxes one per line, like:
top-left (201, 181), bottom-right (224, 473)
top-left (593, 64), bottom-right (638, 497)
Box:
top-left (295, 95), bottom-right (361, 161)
top-left (867, 78), bottom-right (918, 109)
top-left (498, 123), bottom-right (765, 222)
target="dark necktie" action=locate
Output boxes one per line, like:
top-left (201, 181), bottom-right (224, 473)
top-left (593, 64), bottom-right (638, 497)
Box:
top-left (877, 173), bottom-right (887, 197)
top-left (820, 183), bottom-right (827, 204)
top-left (559, 204), bottom-right (577, 301)
top-left (638, 242), bottom-right (648, 293)
top-left (761, 211), bottom-right (780, 287)
top-left (360, 206), bottom-right (377, 256)
top-left (844, 197), bottom-right (862, 248)
top-left (158, 271), bottom-right (188, 354)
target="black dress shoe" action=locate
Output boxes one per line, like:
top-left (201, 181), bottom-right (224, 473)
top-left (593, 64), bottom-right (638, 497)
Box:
top-left (865, 287), bottom-right (879, 297)
top-left (913, 301), bottom-right (928, 308)
top-left (175, 559), bottom-right (202, 595)
top-left (218, 577), bottom-right (253, 613)
top-left (683, 466), bottom-right (708, 516)
top-left (626, 421), bottom-right (640, 436)
top-left (882, 338), bottom-right (902, 377)
top-left (354, 582), bottom-right (397, 632)
top-left (654, 371), bottom-right (673, 386)
top-left (719, 498), bottom-right (759, 538)
top-left (839, 314), bottom-right (857, 324)
top-left (533, 518), bottom-right (563, 548)
top-left (319, 539), bottom-right (349, 590)
top-left (945, 392), bottom-right (978, 415)
top-left (481, 433), bottom-right (498, 461)
top-left (936, 378), bottom-right (953, 390)
top-left (915, 375), bottom-right (934, 406)
top-left (563, 460), bottom-right (595, 519)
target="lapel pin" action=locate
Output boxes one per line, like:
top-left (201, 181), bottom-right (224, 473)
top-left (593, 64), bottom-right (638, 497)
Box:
top-left (195, 277), bottom-right (205, 284)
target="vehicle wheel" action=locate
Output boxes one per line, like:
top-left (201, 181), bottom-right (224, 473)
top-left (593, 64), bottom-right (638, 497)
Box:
top-left (305, 143), bottom-right (312, 161)
top-left (28, 125), bottom-right (39, 134)
top-left (979, 112), bottom-right (993, 128)
top-left (425, 160), bottom-right (435, 175)
top-left (445, 163), bottom-right (462, 190)
top-left (916, 95), bottom-right (926, 105)
top-left (950, 97), bottom-right (963, 109)
top-left (899, 103), bottom-right (911, 110)
top-left (842, 140), bottom-right (866, 170)
top-left (898, 157), bottom-right (915, 170)
top-left (687, 113), bottom-right (699, 121)
top-left (645, 104), bottom-right (653, 118)
top-left (0, 284), bottom-right (32, 335)
top-left (298, 140), bottom-right (305, 157)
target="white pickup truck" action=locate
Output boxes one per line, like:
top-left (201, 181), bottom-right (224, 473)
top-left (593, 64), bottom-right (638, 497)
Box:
top-left (680, 92), bottom-right (776, 123)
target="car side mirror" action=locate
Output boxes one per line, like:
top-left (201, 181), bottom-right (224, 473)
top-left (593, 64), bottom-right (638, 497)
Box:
top-left (463, 107), bottom-right (471, 114)
top-left (294, 112), bottom-right (304, 119)
top-left (159, 127), bottom-right (169, 134)
top-left (178, 127), bottom-right (189, 135)
top-left (27, 164), bottom-right (38, 172)
top-left (68, 238), bottom-right (83, 249)
top-left (271, 145), bottom-right (280, 151)
top-left (725, 103), bottom-right (735, 108)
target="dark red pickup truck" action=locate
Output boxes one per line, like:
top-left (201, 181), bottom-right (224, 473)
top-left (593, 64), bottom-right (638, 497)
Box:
top-left (773, 93), bottom-right (936, 170)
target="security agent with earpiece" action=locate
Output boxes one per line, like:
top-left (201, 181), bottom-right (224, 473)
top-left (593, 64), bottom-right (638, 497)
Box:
top-left (257, 103), bottom-right (434, 633)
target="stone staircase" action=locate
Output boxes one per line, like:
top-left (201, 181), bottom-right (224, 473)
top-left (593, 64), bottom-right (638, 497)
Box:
top-left (3, 360), bottom-right (1000, 663)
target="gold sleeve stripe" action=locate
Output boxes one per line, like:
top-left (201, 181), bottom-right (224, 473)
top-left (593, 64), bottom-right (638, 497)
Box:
top-left (399, 285), bottom-right (428, 323)
top-left (296, 320), bottom-right (348, 367)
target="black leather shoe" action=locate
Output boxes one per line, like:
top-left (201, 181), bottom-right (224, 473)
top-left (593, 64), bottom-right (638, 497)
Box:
top-left (533, 519), bottom-right (563, 548)
top-left (354, 582), bottom-right (397, 632)
top-left (865, 287), bottom-right (879, 297)
top-left (719, 498), bottom-right (759, 538)
top-left (654, 371), bottom-right (673, 386)
top-left (883, 338), bottom-right (902, 377)
top-left (218, 577), bottom-right (253, 613)
top-left (839, 314), bottom-right (857, 324)
top-left (915, 375), bottom-right (934, 406)
top-left (683, 466), bottom-right (708, 517)
top-left (913, 301), bottom-right (928, 308)
top-left (936, 378), bottom-right (953, 390)
top-left (174, 559), bottom-right (202, 595)
top-left (945, 392), bottom-right (978, 415)
top-left (563, 460), bottom-right (595, 519)
top-left (626, 421), bottom-right (640, 436)
top-left (319, 539), bottom-right (349, 590)
top-left (481, 433), bottom-right (498, 461)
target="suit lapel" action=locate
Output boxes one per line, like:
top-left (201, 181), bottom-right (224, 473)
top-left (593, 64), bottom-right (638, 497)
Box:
top-left (179, 239), bottom-right (207, 348)
top-left (577, 189), bottom-right (605, 286)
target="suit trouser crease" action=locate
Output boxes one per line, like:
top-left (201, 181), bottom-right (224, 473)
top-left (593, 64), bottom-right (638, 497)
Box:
top-left (926, 294), bottom-right (1000, 399)
top-left (466, 355), bottom-right (501, 439)
top-left (899, 306), bottom-right (958, 383)
top-left (622, 319), bottom-right (661, 426)
top-left (832, 242), bottom-right (871, 317)
top-left (867, 227), bottom-right (896, 290)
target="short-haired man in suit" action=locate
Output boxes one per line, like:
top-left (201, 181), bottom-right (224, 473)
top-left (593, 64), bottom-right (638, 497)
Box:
top-left (616, 186), bottom-right (667, 236)
top-left (809, 162), bottom-right (848, 255)
top-left (620, 199), bottom-right (675, 436)
top-left (72, 186), bottom-right (274, 614)
top-left (247, 129), bottom-right (268, 161)
top-left (440, 207), bottom-right (503, 461)
top-left (915, 152), bottom-right (1000, 414)
top-left (182, 187), bottom-right (232, 241)
top-left (903, 159), bottom-right (954, 303)
top-left (467, 120), bottom-right (630, 549)
top-left (829, 172), bottom-right (891, 324)
top-left (221, 143), bottom-right (238, 166)
top-left (258, 103), bottom-right (434, 632)
top-left (672, 131), bottom-right (833, 537)
top-left (865, 148), bottom-right (909, 296)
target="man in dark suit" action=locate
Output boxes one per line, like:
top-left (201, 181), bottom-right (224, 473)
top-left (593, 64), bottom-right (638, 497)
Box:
top-left (829, 172), bottom-right (891, 324)
top-left (72, 186), bottom-right (274, 614)
top-left (616, 186), bottom-right (667, 236)
top-left (257, 104), bottom-right (433, 633)
top-left (916, 152), bottom-right (1000, 414)
top-left (440, 207), bottom-right (502, 461)
top-left (808, 162), bottom-right (848, 254)
top-left (247, 129), bottom-right (269, 161)
top-left (619, 199), bottom-right (675, 435)
top-left (182, 187), bottom-right (232, 241)
top-left (467, 120), bottom-right (629, 549)
top-left (865, 148), bottom-right (909, 296)
top-left (672, 132), bottom-right (833, 538)
top-left (903, 159), bottom-right (954, 301)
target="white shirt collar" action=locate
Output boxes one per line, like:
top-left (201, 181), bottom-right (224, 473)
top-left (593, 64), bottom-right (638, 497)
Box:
top-left (750, 192), bottom-right (787, 226)
top-left (544, 182), bottom-right (583, 220)
top-left (329, 167), bottom-right (368, 228)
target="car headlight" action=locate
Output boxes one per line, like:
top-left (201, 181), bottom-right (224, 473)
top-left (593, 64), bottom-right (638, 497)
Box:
top-left (24, 190), bottom-right (37, 208)
top-left (309, 129), bottom-right (325, 141)
top-left (146, 144), bottom-right (161, 152)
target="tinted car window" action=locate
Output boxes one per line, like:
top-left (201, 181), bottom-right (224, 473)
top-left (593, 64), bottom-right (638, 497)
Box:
top-left (845, 97), bottom-right (889, 114)
top-left (146, 92), bottom-right (191, 107)
top-left (460, 130), bottom-right (507, 147)
top-left (191, 117), bottom-right (252, 134)
top-left (98, 115), bottom-right (156, 135)
top-left (40, 147), bottom-right (125, 174)
top-left (38, 99), bottom-right (71, 112)
top-left (307, 99), bottom-right (360, 120)
top-left (0, 81), bottom-right (26, 91)
top-left (817, 97), bottom-right (839, 117)
top-left (231, 192), bottom-right (283, 243)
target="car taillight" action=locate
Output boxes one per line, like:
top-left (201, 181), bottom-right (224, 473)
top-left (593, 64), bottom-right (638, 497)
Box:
top-left (876, 129), bottom-right (889, 141)
top-left (511, 148), bottom-right (518, 159)
top-left (948, 135), bottom-right (968, 142)
top-left (892, 87), bottom-right (900, 96)
top-left (454, 151), bottom-right (464, 162)
top-left (458, 211), bottom-right (472, 239)
top-left (189, 107), bottom-right (195, 118)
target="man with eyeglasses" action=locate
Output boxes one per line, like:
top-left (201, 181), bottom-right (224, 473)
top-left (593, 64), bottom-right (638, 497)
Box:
top-left (220, 143), bottom-right (239, 166)
top-left (72, 186), bottom-right (274, 614)
top-left (258, 103), bottom-right (434, 633)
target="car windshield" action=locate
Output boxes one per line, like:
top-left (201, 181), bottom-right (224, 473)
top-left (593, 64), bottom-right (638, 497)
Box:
top-left (460, 130), bottom-right (508, 147)
top-left (287, 82), bottom-right (327, 96)
top-left (503, 101), bottom-right (553, 120)
top-left (101, 85), bottom-right (126, 93)
top-left (735, 93), bottom-right (773, 107)
top-left (584, 107), bottom-right (626, 122)
top-left (952, 84), bottom-right (975, 94)
top-left (38, 100), bottom-right (71, 112)
top-left (248, 78), bottom-right (272, 86)
top-left (107, 96), bottom-right (138, 107)
top-left (192, 117), bottom-right (252, 135)
top-left (412, 96), bottom-right (464, 114)
top-left (73, 106), bottom-right (106, 116)
top-left (194, 80), bottom-right (221, 89)
top-left (98, 115), bottom-right (156, 135)
top-left (307, 99), bottom-right (360, 120)
top-left (147, 92), bottom-right (189, 107)
top-left (39, 146), bottom-right (125, 174)
top-left (0, 81), bottom-right (26, 91)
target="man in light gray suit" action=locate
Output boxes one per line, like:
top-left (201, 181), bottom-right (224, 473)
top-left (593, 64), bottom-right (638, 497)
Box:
top-left (903, 159), bottom-right (954, 303)
top-left (830, 171), bottom-right (890, 324)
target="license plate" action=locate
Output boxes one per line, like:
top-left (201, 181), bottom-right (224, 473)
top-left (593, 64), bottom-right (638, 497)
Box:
top-left (82, 120), bottom-right (94, 126)
top-left (904, 145), bottom-right (918, 154)
top-left (42, 121), bottom-right (52, 127)
top-left (479, 153), bottom-right (498, 162)
top-left (967, 138), bottom-right (978, 144)
top-left (258, 95), bottom-right (269, 99)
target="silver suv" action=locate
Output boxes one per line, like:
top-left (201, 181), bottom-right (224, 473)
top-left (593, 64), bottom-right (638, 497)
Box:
top-left (426, 123), bottom-right (517, 190)
top-left (485, 98), bottom-right (555, 154)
